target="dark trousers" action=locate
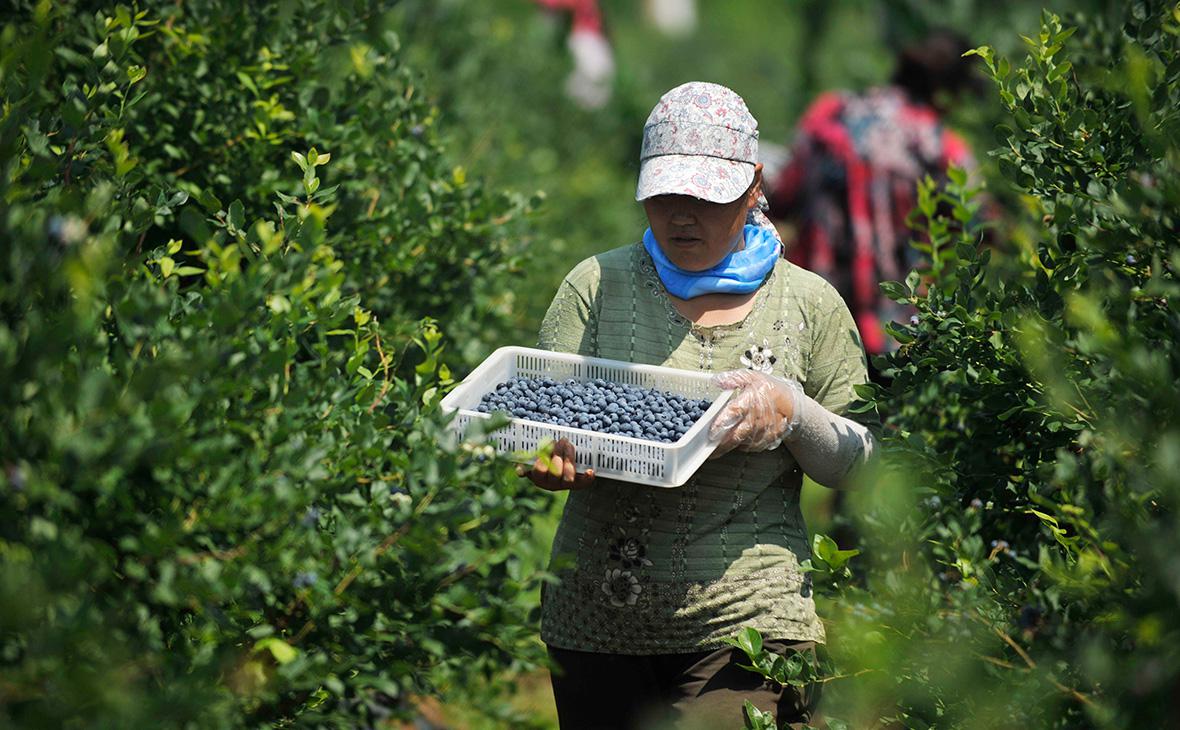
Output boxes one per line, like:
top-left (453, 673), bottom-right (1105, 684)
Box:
top-left (547, 639), bottom-right (822, 730)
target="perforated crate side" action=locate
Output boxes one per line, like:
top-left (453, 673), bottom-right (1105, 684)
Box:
top-left (442, 346), bottom-right (729, 487)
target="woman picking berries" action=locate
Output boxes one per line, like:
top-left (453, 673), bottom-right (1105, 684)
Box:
top-left (522, 82), bottom-right (877, 729)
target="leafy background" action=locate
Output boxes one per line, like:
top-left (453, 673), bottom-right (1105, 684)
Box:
top-left (2, 0), bottom-right (1177, 728)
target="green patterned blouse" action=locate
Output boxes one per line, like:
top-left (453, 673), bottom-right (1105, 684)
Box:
top-left (537, 242), bottom-right (870, 654)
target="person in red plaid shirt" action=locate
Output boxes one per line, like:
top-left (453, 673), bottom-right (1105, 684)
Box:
top-left (769, 30), bottom-right (983, 377)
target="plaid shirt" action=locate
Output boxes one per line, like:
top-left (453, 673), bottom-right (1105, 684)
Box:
top-left (770, 87), bottom-right (974, 355)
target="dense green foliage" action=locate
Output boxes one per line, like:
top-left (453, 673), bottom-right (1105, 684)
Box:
top-left (5, 0), bottom-right (1179, 728)
top-left (43, 0), bottom-right (529, 364)
top-left (0, 2), bottom-right (550, 727)
top-left (812, 2), bottom-right (1180, 727)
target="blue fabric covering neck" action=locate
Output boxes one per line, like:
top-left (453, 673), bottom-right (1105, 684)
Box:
top-left (643, 224), bottom-right (781, 300)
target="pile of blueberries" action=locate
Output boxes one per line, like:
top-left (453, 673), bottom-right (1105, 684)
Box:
top-left (475, 375), bottom-right (713, 443)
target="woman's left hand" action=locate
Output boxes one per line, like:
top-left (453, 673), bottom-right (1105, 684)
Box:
top-left (516, 438), bottom-right (597, 491)
top-left (708, 370), bottom-right (804, 458)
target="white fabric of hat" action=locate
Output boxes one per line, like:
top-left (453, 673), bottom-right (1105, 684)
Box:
top-left (635, 82), bottom-right (759, 204)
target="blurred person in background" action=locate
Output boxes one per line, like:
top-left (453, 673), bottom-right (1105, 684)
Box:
top-left (768, 29), bottom-right (984, 379)
top-left (534, 0), bottom-right (616, 109)
top-left (644, 0), bottom-right (697, 37)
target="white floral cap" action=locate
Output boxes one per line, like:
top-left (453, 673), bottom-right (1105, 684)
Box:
top-left (636, 82), bottom-right (759, 204)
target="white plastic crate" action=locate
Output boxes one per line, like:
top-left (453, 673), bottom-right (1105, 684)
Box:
top-left (439, 346), bottom-right (733, 488)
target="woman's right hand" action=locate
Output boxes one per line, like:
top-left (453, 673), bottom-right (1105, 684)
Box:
top-left (516, 438), bottom-right (596, 491)
top-left (708, 369), bottom-right (803, 458)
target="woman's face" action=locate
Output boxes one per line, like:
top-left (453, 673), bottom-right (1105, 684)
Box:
top-left (642, 165), bottom-right (763, 273)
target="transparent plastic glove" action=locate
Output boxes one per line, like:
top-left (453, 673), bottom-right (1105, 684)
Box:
top-left (708, 370), bottom-right (804, 458)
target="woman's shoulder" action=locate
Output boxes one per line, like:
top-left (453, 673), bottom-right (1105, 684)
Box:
top-left (773, 256), bottom-right (844, 306)
top-left (560, 242), bottom-right (642, 291)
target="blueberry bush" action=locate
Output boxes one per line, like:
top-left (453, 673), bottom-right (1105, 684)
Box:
top-left (791, 2), bottom-right (1180, 728)
top-left (0, 2), bottom-right (552, 727)
top-left (43, 0), bottom-right (533, 367)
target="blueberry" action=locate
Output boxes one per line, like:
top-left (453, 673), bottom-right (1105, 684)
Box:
top-left (1017, 605), bottom-right (1043, 629)
top-left (293, 571), bottom-right (318, 589)
top-left (6, 464), bottom-right (26, 491)
top-left (301, 506), bottom-right (320, 528)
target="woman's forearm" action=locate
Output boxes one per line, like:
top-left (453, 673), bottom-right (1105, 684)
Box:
top-left (784, 392), bottom-right (877, 488)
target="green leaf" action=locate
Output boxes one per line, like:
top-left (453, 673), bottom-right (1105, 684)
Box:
top-left (255, 638), bottom-right (298, 665)
top-left (1027, 508), bottom-right (1059, 527)
top-left (227, 200), bottom-right (245, 232)
top-left (813, 533), bottom-right (837, 564)
top-left (879, 280), bottom-right (908, 301)
top-left (235, 70), bottom-right (259, 97)
top-left (195, 188), bottom-right (223, 213)
top-left (312, 184), bottom-right (339, 200)
top-left (742, 700), bottom-right (775, 729)
top-left (1048, 61), bottom-right (1072, 82)
top-left (1054, 26), bottom-right (1077, 44)
top-left (812, 533), bottom-right (860, 571)
top-left (997, 405), bottom-right (1024, 422)
top-left (852, 383), bottom-right (876, 400)
top-left (735, 626), bottom-right (763, 660)
top-left (768, 652), bottom-right (789, 683)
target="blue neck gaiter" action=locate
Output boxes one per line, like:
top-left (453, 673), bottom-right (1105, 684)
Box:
top-left (643, 224), bottom-right (782, 300)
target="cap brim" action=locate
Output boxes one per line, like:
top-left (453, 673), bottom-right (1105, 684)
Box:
top-left (636, 155), bottom-right (755, 204)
